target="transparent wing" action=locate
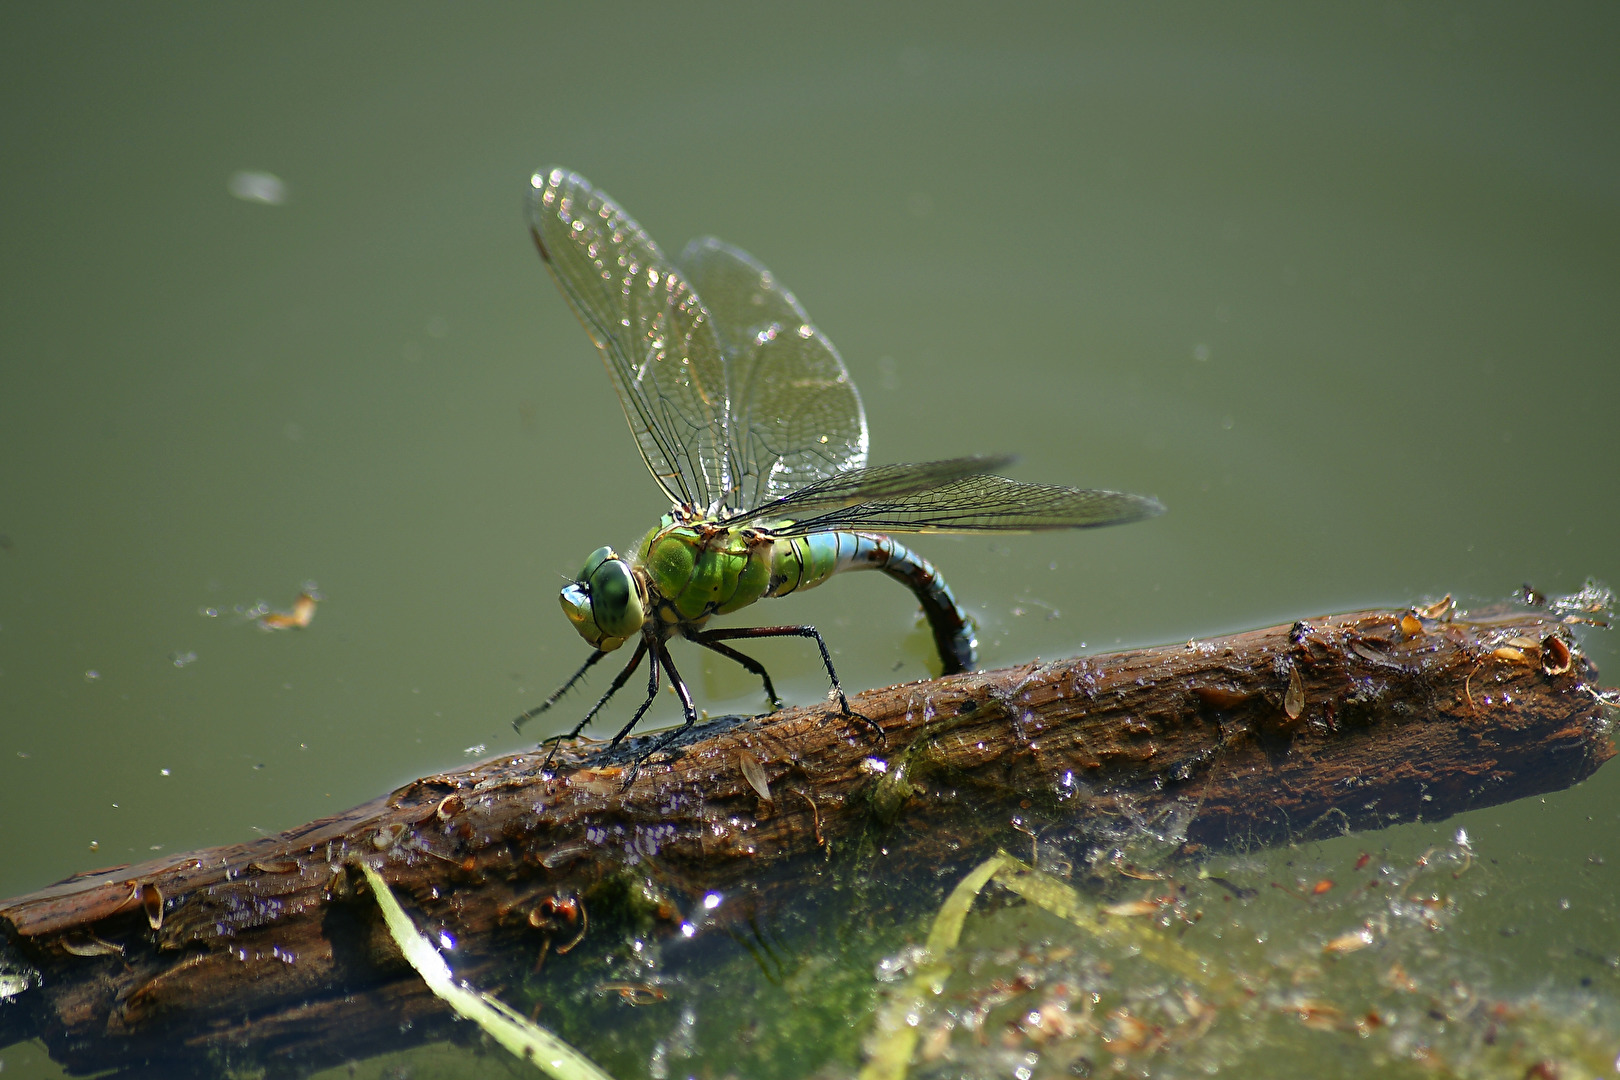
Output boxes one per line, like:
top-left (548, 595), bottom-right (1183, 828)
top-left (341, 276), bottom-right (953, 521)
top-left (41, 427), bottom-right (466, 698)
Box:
top-left (715, 455), bottom-right (1015, 527)
top-left (527, 168), bottom-right (727, 510)
top-left (770, 473), bottom-right (1165, 536)
top-left (678, 237), bottom-right (867, 513)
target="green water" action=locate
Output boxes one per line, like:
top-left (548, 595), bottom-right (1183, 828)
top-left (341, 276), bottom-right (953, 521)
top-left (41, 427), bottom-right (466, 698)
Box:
top-left (2, 4), bottom-right (1617, 1077)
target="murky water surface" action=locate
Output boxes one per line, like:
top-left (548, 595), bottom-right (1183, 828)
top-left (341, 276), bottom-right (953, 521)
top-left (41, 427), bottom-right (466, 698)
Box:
top-left (2, 5), bottom-right (1616, 1077)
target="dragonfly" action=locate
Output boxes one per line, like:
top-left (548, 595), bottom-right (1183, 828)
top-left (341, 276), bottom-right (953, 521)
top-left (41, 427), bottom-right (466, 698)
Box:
top-left (516, 167), bottom-right (1163, 761)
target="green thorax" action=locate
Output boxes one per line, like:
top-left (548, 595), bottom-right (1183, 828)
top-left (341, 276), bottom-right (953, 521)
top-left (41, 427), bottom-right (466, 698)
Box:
top-left (636, 515), bottom-right (773, 624)
top-left (635, 513), bottom-right (850, 625)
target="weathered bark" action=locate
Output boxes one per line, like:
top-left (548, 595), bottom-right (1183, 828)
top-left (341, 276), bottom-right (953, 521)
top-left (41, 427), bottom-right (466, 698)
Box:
top-left (0, 604), bottom-right (1612, 1078)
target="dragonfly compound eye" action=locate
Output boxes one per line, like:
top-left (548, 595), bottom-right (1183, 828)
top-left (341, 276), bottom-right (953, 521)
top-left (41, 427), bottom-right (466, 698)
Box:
top-left (577, 546), bottom-right (615, 582)
top-left (587, 557), bottom-right (644, 639)
top-left (558, 552), bottom-right (644, 651)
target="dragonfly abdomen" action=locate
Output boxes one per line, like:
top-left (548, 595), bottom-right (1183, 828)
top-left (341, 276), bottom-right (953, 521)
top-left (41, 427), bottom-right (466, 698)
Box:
top-left (767, 531), bottom-right (977, 675)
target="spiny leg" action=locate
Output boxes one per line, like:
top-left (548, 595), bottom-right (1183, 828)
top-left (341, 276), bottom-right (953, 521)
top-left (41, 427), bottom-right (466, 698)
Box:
top-left (606, 639), bottom-right (665, 750)
top-left (513, 649), bottom-right (608, 733)
top-left (686, 630), bottom-right (783, 710)
top-left (695, 624), bottom-right (883, 742)
top-left (540, 640), bottom-right (648, 770)
top-left (634, 646), bottom-right (703, 765)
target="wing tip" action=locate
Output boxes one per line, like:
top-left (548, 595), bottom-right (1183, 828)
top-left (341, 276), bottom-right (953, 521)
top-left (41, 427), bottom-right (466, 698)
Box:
top-left (526, 167), bottom-right (568, 263)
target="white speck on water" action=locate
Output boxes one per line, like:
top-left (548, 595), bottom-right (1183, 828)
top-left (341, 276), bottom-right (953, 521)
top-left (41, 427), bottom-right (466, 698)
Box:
top-left (227, 171), bottom-right (286, 205)
top-left (878, 355), bottom-right (900, 390)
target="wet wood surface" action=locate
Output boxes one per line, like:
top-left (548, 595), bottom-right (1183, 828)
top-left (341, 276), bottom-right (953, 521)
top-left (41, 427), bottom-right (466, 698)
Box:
top-left (0, 604), bottom-right (1612, 1078)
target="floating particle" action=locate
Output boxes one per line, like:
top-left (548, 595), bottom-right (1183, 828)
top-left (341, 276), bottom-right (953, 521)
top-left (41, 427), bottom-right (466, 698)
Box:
top-left (260, 589), bottom-right (318, 630)
top-left (1324, 928), bottom-right (1375, 954)
top-left (1415, 595), bottom-right (1453, 620)
top-left (227, 171), bottom-right (286, 205)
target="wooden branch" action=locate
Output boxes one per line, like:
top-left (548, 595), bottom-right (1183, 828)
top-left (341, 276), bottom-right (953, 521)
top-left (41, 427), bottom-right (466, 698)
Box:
top-left (0, 604), bottom-right (1612, 1078)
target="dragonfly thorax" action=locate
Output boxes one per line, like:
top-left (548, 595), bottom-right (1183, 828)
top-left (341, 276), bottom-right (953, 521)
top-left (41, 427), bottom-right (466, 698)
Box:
top-left (636, 519), bottom-right (776, 627)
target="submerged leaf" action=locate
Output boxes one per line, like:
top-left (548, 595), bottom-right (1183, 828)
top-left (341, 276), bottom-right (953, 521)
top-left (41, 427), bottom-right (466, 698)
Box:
top-left (357, 863), bottom-right (616, 1080)
top-left (860, 854), bottom-right (1010, 1080)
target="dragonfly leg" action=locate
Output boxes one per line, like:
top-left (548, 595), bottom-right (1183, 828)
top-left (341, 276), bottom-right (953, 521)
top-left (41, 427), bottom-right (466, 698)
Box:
top-left (539, 640), bottom-right (649, 771)
top-left (695, 625), bottom-right (883, 743)
top-left (514, 649), bottom-right (609, 732)
top-left (605, 640), bottom-right (665, 750)
top-left (629, 647), bottom-right (704, 768)
top-left (685, 630), bottom-right (783, 711)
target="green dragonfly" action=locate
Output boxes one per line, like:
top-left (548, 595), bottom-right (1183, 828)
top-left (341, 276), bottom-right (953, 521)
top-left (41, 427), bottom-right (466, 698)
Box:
top-left (516, 167), bottom-right (1163, 759)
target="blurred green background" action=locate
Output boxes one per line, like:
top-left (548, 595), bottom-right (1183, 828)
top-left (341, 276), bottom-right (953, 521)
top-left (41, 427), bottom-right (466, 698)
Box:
top-left (1, 3), bottom-right (1617, 1076)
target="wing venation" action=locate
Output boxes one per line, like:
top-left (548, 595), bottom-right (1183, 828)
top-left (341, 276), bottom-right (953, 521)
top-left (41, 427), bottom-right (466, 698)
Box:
top-left (769, 473), bottom-right (1165, 536)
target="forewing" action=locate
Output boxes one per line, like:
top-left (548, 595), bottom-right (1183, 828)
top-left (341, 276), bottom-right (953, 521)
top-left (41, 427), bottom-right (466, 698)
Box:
top-left (717, 456), bottom-right (1015, 527)
top-left (771, 474), bottom-right (1165, 535)
top-left (528, 169), bottom-right (727, 509)
top-left (678, 237), bottom-right (868, 513)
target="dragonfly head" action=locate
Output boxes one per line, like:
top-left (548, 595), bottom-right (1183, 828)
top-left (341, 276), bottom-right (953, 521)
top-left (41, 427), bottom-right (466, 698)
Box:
top-left (559, 546), bottom-right (645, 651)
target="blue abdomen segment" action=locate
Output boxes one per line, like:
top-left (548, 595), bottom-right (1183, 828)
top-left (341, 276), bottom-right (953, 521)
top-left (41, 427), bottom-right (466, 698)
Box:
top-left (767, 531), bottom-right (977, 675)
